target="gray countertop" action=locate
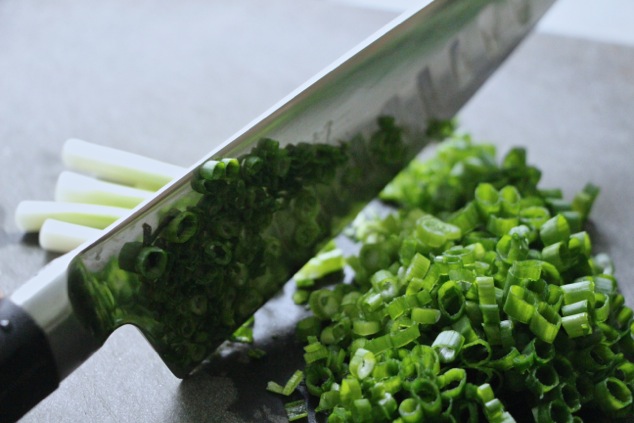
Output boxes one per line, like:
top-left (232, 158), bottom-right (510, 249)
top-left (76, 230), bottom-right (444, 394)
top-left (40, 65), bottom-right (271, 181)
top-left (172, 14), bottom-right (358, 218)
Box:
top-left (1, 1), bottom-right (633, 422)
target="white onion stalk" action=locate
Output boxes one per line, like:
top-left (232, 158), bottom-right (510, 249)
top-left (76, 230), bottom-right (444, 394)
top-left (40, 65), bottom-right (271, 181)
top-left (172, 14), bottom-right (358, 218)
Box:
top-left (39, 219), bottom-right (102, 253)
top-left (55, 171), bottom-right (155, 208)
top-left (15, 201), bottom-right (130, 232)
top-left (16, 139), bottom-right (183, 253)
top-left (62, 138), bottom-right (184, 191)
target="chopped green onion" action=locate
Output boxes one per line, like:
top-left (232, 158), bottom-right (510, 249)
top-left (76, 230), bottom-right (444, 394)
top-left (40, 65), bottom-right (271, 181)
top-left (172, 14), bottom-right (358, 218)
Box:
top-left (294, 248), bottom-right (345, 282)
top-left (594, 377), bottom-right (633, 414)
top-left (411, 307), bottom-right (441, 325)
top-left (349, 348), bottom-right (376, 380)
top-left (364, 334), bottom-right (393, 354)
top-left (403, 253), bottom-right (431, 281)
top-left (560, 300), bottom-right (589, 316)
top-left (532, 399), bottom-right (571, 423)
top-left (526, 363), bottom-right (559, 397)
top-left (561, 312), bottom-right (592, 338)
top-left (352, 320), bottom-right (381, 337)
top-left (293, 289), bottom-right (310, 305)
top-left (475, 183), bottom-right (500, 217)
top-left (390, 325), bottom-right (421, 349)
top-left (304, 340), bottom-right (329, 364)
top-left (487, 215), bottom-right (519, 237)
top-left (572, 183), bottom-right (600, 222)
top-left (282, 370), bottom-right (304, 396)
top-left (593, 292), bottom-right (610, 322)
top-left (309, 289), bottom-right (340, 320)
top-left (432, 330), bottom-right (464, 363)
top-left (529, 302), bottom-right (561, 343)
top-left (162, 211), bottom-right (199, 243)
top-left (448, 201), bottom-right (481, 234)
top-left (284, 399), bottom-right (309, 422)
top-left (296, 316), bottom-right (321, 341)
top-left (438, 368), bottom-right (467, 399)
top-left (460, 339), bottom-right (492, 366)
top-left (503, 285), bottom-right (535, 323)
top-left (351, 398), bottom-right (372, 421)
top-left (540, 214), bottom-right (571, 246)
top-left (438, 281), bottom-right (466, 321)
top-left (266, 381), bottom-right (285, 395)
top-left (291, 135), bottom-right (631, 423)
top-left (247, 348), bottom-right (266, 359)
top-left (560, 280), bottom-right (595, 306)
top-left (199, 159), bottom-right (226, 181)
top-left (340, 377), bottom-right (362, 404)
top-left (416, 215), bottom-right (461, 249)
top-left (398, 398), bottom-right (423, 422)
top-left (557, 382), bottom-right (581, 413)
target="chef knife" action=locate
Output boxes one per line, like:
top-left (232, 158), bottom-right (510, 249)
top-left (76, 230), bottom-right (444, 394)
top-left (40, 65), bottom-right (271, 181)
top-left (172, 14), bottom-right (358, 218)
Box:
top-left (0, 0), bottom-right (556, 421)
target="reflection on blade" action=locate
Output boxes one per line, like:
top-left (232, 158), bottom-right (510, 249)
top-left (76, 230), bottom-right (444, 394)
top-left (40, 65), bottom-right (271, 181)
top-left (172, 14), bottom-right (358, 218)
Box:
top-left (67, 0), bottom-right (556, 376)
top-left (69, 118), bottom-right (418, 376)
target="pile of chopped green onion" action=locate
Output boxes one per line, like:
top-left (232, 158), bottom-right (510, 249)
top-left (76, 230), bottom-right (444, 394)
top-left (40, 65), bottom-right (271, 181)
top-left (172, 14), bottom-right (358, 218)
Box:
top-left (286, 133), bottom-right (633, 422)
top-left (13, 125), bottom-right (633, 421)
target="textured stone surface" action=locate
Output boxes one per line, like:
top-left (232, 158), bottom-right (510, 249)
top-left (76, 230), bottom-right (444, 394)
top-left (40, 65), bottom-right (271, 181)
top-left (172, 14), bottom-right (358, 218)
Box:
top-left (0, 1), bottom-right (632, 422)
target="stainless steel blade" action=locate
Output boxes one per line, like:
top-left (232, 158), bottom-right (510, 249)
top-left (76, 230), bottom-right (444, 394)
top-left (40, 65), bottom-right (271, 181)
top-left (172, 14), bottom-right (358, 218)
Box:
top-left (11, 0), bottom-right (557, 382)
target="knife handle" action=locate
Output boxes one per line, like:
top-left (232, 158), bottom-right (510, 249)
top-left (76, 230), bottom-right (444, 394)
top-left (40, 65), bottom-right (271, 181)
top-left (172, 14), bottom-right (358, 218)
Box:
top-left (0, 298), bottom-right (59, 423)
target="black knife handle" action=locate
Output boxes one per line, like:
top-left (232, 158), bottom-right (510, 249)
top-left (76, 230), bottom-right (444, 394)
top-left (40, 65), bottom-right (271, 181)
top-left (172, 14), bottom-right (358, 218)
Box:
top-left (0, 298), bottom-right (59, 423)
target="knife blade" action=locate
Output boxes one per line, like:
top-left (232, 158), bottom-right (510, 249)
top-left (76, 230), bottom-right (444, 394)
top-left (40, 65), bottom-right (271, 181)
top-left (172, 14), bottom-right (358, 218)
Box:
top-left (0, 0), bottom-right (556, 420)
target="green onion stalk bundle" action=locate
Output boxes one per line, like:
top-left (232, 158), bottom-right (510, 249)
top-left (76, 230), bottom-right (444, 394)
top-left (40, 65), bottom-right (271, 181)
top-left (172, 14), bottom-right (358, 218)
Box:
top-left (290, 134), bottom-right (633, 422)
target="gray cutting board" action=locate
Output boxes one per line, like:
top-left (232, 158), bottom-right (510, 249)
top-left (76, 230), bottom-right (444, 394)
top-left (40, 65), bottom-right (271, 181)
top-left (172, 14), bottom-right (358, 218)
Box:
top-left (0, 1), bottom-right (632, 421)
